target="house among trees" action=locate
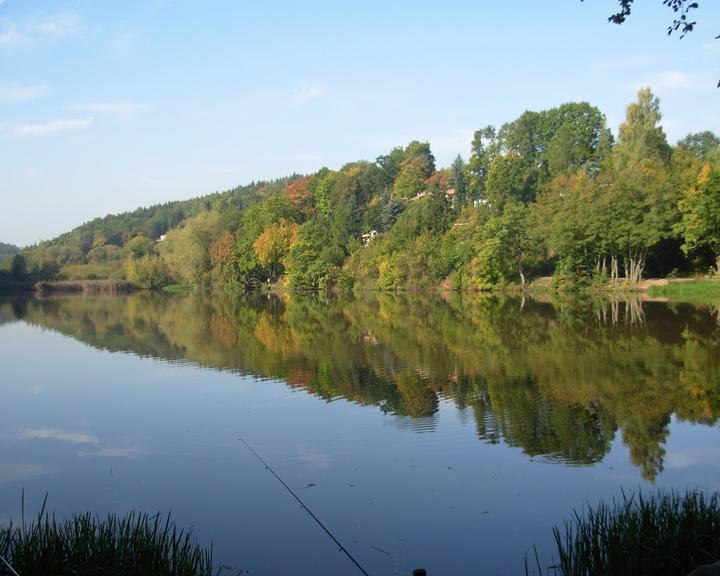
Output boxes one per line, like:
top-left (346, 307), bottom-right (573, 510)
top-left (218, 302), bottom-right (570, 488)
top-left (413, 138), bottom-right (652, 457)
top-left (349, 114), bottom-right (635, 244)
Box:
top-left (445, 188), bottom-right (456, 202)
top-left (362, 229), bottom-right (378, 246)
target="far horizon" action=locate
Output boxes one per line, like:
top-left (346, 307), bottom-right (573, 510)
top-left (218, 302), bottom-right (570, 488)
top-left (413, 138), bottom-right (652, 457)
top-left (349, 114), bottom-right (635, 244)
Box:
top-left (2, 0), bottom-right (719, 247)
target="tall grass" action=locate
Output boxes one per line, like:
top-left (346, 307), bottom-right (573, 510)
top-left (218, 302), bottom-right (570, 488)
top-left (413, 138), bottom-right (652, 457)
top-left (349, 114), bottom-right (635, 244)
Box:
top-left (648, 279), bottom-right (720, 302)
top-left (0, 498), bottom-right (213, 576)
top-left (35, 280), bottom-right (135, 295)
top-left (550, 490), bottom-right (720, 576)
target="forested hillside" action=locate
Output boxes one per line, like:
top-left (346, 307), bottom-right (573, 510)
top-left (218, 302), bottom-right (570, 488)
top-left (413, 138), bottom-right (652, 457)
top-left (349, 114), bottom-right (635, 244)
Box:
top-left (21, 88), bottom-right (720, 292)
top-left (0, 242), bottom-right (19, 254)
top-left (0, 242), bottom-right (20, 270)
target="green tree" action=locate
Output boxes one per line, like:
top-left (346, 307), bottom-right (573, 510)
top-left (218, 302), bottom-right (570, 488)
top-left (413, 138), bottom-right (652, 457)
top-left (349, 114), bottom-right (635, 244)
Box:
top-left (604, 88), bottom-right (676, 282)
top-left (449, 155), bottom-right (468, 206)
top-left (467, 202), bottom-right (534, 288)
top-left (123, 236), bottom-right (156, 260)
top-left (125, 254), bottom-right (168, 289)
top-left (10, 254), bottom-right (27, 280)
top-left (678, 131), bottom-right (720, 162)
top-left (533, 172), bottom-right (599, 286)
top-left (545, 102), bottom-right (613, 176)
top-left (467, 125), bottom-right (498, 199)
top-left (392, 154), bottom-right (432, 199)
top-left (158, 210), bottom-right (224, 285)
top-left (678, 164), bottom-right (720, 273)
top-left (391, 141), bottom-right (435, 199)
top-left (485, 153), bottom-right (535, 208)
top-left (614, 87), bottom-right (671, 170)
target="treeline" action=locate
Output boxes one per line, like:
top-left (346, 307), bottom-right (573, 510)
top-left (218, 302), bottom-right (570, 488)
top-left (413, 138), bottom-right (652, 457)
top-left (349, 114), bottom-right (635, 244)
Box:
top-left (0, 242), bottom-right (19, 266)
top-left (0, 241), bottom-right (19, 255)
top-left (21, 176), bottom-right (299, 280)
top-left (20, 88), bottom-right (720, 291)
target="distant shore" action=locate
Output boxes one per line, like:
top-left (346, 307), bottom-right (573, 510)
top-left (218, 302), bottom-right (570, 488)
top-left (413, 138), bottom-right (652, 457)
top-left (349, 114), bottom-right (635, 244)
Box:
top-left (2, 276), bottom-right (718, 305)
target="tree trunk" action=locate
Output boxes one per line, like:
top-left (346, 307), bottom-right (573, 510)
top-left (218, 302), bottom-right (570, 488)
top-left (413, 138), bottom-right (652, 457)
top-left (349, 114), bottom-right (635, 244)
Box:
top-left (625, 251), bottom-right (646, 284)
top-left (610, 255), bottom-right (619, 284)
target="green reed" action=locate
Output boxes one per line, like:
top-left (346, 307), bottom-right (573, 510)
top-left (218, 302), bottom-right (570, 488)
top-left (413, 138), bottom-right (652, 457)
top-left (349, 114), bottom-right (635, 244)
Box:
top-left (0, 497), bottom-right (213, 576)
top-left (34, 280), bottom-right (135, 294)
top-left (546, 490), bottom-right (720, 576)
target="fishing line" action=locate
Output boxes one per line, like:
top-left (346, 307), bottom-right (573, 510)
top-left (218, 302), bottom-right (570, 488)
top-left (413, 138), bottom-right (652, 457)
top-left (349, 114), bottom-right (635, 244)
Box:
top-left (238, 436), bottom-right (370, 576)
top-left (0, 554), bottom-right (21, 576)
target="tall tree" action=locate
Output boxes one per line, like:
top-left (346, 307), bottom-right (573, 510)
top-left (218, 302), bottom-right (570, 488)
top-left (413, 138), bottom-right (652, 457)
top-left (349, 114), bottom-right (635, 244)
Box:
top-left (10, 254), bottom-right (27, 280)
top-left (449, 155), bottom-right (468, 206)
top-left (467, 125), bottom-right (498, 198)
top-left (603, 88), bottom-right (676, 282)
top-left (614, 87), bottom-right (671, 170)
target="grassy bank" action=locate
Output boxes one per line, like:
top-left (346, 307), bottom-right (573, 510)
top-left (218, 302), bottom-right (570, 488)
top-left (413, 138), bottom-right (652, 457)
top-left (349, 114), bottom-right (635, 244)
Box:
top-left (162, 283), bottom-right (194, 293)
top-left (530, 490), bottom-right (720, 576)
top-left (60, 262), bottom-right (125, 281)
top-left (647, 278), bottom-right (720, 302)
top-left (35, 280), bottom-right (135, 295)
top-left (0, 504), bottom-right (212, 576)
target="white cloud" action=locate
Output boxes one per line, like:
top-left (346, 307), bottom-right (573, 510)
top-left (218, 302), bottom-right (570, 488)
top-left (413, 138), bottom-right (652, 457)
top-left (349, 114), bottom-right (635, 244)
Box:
top-left (28, 13), bottom-right (82, 37)
top-left (109, 31), bottom-right (135, 56)
top-left (627, 70), bottom-right (712, 93)
top-left (15, 427), bottom-right (99, 444)
top-left (0, 82), bottom-right (48, 102)
top-left (666, 447), bottom-right (720, 469)
top-left (429, 129), bottom-right (474, 159)
top-left (0, 13), bottom-right (81, 47)
top-left (0, 27), bottom-right (31, 47)
top-left (270, 153), bottom-right (324, 161)
top-left (290, 83), bottom-right (328, 106)
top-left (68, 101), bottom-right (146, 114)
top-left (8, 116), bottom-right (94, 136)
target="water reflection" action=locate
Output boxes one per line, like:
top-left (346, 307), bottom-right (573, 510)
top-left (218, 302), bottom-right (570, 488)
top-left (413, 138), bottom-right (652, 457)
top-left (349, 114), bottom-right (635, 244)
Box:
top-left (2, 292), bottom-right (718, 482)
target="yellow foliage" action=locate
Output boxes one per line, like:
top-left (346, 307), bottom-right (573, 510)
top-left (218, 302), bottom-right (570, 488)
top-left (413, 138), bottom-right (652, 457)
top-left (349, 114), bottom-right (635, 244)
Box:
top-left (253, 219), bottom-right (299, 268)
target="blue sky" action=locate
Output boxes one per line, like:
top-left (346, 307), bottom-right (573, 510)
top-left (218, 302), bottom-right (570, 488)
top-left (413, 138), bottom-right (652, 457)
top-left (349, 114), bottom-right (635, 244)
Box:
top-left (1, 0), bottom-right (718, 247)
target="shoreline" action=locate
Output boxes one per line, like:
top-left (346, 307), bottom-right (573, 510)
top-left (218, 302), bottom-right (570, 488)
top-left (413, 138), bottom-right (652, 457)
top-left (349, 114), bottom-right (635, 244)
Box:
top-left (3, 276), bottom-right (718, 304)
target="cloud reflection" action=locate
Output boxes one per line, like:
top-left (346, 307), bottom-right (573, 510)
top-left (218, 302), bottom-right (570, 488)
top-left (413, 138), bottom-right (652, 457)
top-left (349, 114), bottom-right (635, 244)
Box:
top-left (77, 446), bottom-right (149, 459)
top-left (0, 463), bottom-right (53, 484)
top-left (15, 427), bottom-right (99, 444)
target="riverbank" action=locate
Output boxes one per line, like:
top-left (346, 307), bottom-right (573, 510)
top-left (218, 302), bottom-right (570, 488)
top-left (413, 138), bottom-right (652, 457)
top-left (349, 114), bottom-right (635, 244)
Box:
top-left (647, 278), bottom-right (720, 302)
top-left (519, 276), bottom-right (720, 302)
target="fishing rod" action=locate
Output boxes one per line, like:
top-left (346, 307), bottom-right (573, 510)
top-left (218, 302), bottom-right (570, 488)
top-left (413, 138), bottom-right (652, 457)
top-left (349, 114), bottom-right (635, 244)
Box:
top-left (0, 554), bottom-right (20, 576)
top-left (238, 436), bottom-right (371, 576)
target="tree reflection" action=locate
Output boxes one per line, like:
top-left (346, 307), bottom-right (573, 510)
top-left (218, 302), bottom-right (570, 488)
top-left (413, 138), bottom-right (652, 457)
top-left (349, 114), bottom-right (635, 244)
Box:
top-left (7, 291), bottom-right (720, 481)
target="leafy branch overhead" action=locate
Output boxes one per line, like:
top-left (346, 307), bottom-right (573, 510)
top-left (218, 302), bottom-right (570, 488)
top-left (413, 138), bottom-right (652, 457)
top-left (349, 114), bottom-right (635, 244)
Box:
top-left (607, 0), bottom-right (701, 37)
top-left (584, 0), bottom-right (718, 85)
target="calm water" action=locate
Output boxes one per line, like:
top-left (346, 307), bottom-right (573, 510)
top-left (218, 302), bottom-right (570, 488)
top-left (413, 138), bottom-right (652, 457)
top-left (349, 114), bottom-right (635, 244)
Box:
top-left (1, 292), bottom-right (719, 575)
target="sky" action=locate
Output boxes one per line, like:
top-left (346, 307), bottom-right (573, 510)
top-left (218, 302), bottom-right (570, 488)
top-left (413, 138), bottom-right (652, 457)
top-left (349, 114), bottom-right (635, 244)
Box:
top-left (1, 0), bottom-right (719, 247)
